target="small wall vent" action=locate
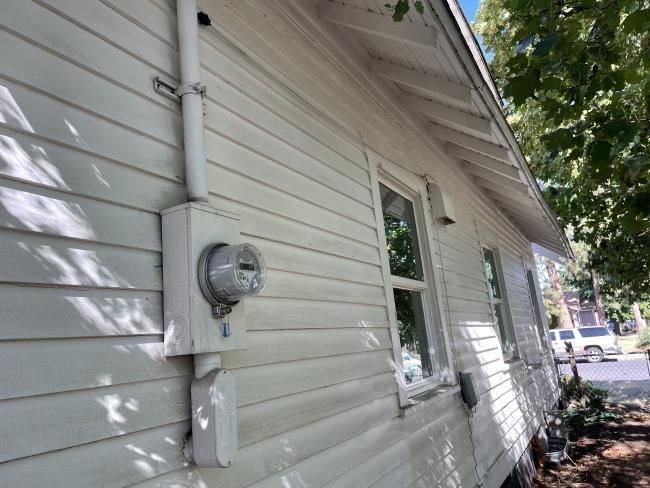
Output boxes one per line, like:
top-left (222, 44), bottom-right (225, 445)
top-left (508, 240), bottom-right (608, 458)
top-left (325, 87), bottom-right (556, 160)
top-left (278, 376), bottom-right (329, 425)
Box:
top-left (426, 179), bottom-right (457, 226)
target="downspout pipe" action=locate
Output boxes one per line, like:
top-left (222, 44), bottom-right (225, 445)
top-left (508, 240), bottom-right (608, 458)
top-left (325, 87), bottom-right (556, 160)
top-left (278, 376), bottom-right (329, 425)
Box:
top-left (176, 0), bottom-right (221, 378)
top-left (177, 0), bottom-right (209, 203)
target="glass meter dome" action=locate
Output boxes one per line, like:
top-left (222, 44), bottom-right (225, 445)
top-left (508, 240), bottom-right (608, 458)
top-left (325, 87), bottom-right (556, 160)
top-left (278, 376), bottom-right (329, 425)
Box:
top-left (198, 243), bottom-right (267, 307)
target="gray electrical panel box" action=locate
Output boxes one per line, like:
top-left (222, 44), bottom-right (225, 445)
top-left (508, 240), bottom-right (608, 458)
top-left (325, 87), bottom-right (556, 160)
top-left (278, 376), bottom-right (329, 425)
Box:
top-left (161, 202), bottom-right (247, 356)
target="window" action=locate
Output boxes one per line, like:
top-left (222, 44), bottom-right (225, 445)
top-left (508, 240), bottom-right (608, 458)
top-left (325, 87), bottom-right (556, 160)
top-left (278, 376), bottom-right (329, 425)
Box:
top-left (548, 331), bottom-right (556, 342)
top-left (558, 330), bottom-right (575, 340)
top-left (578, 327), bottom-right (609, 338)
top-left (483, 247), bottom-right (518, 359)
top-left (379, 181), bottom-right (446, 391)
top-left (525, 269), bottom-right (546, 347)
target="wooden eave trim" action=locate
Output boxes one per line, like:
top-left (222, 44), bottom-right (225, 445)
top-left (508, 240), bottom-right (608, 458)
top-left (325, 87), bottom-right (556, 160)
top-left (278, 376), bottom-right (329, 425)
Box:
top-left (485, 187), bottom-right (538, 207)
top-left (431, 123), bottom-right (510, 161)
top-left (401, 93), bottom-right (492, 135)
top-left (369, 58), bottom-right (472, 103)
top-left (429, 0), bottom-right (572, 257)
top-left (467, 165), bottom-right (529, 195)
top-left (446, 143), bottom-right (519, 179)
top-left (318, 2), bottom-right (438, 48)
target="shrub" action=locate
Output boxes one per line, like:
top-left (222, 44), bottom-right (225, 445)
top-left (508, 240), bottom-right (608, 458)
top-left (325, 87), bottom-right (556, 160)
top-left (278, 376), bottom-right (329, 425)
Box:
top-left (638, 327), bottom-right (650, 348)
top-left (560, 375), bottom-right (618, 427)
top-left (561, 375), bottom-right (608, 411)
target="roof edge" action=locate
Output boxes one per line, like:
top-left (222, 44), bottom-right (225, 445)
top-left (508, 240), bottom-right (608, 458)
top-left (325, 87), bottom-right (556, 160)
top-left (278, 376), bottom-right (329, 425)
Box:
top-left (430, 0), bottom-right (573, 259)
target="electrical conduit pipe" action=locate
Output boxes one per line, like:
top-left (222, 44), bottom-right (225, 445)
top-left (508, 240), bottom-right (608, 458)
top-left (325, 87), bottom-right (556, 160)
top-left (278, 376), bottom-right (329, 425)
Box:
top-left (176, 0), bottom-right (221, 378)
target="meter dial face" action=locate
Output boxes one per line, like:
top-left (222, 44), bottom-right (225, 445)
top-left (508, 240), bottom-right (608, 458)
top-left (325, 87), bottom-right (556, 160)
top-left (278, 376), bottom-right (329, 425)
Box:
top-left (199, 242), bottom-right (267, 306)
top-left (236, 246), bottom-right (265, 294)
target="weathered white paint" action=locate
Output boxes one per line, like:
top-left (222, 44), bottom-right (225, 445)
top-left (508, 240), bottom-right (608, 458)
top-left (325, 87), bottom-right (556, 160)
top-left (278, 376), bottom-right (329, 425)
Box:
top-left (318, 2), bottom-right (438, 48)
top-left (176, 0), bottom-right (209, 202)
top-left (401, 93), bottom-right (493, 135)
top-left (465, 162), bottom-right (530, 195)
top-left (0, 1), bottom-right (560, 487)
top-left (432, 123), bottom-right (511, 161)
top-left (369, 58), bottom-right (472, 103)
top-left (447, 143), bottom-right (521, 180)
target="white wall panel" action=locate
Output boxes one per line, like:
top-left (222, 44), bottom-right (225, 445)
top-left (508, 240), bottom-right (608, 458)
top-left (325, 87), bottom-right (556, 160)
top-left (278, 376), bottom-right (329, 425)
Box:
top-left (0, 1), bottom-right (558, 487)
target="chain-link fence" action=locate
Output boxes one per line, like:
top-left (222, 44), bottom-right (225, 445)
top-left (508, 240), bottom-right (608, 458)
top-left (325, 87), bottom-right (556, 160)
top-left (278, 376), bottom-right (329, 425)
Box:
top-left (554, 350), bottom-right (650, 404)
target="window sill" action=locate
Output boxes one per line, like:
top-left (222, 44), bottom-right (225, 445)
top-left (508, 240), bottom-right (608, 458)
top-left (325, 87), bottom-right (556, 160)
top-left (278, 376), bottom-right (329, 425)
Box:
top-left (399, 384), bottom-right (461, 418)
top-left (502, 358), bottom-right (525, 372)
top-left (526, 362), bottom-right (544, 371)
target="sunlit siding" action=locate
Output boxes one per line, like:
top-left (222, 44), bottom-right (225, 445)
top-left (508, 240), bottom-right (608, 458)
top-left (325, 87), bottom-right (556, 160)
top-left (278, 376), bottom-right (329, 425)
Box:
top-left (0, 1), bottom-right (557, 487)
top-left (433, 203), bottom-right (559, 486)
top-left (0, 0), bottom-right (194, 485)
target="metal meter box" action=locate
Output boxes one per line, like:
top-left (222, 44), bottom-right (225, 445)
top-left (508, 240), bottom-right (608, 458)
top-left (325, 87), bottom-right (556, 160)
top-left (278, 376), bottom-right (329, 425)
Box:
top-left (161, 202), bottom-right (247, 356)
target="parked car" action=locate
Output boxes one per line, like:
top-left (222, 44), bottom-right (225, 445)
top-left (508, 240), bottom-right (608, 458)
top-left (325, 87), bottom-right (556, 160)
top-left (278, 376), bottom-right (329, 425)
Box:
top-left (548, 326), bottom-right (623, 363)
top-left (622, 320), bottom-right (637, 333)
top-left (402, 352), bottom-right (423, 383)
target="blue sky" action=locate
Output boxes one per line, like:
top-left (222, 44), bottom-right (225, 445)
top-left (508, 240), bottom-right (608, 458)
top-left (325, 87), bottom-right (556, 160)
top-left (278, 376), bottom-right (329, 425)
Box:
top-left (458, 0), bottom-right (490, 59)
top-left (459, 0), bottom-right (481, 22)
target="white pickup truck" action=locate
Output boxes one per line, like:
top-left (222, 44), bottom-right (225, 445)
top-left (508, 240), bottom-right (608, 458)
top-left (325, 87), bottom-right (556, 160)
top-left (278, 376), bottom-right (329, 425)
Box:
top-left (548, 326), bottom-right (623, 363)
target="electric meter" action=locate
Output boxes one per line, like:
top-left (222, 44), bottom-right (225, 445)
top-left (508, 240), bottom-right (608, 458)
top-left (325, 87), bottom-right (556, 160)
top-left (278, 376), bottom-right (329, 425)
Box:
top-left (198, 243), bottom-right (267, 316)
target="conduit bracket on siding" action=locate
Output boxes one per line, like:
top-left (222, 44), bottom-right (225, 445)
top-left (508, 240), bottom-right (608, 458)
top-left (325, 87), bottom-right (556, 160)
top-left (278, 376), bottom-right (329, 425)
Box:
top-left (153, 76), bottom-right (181, 103)
top-left (153, 76), bottom-right (207, 112)
top-left (176, 81), bottom-right (206, 99)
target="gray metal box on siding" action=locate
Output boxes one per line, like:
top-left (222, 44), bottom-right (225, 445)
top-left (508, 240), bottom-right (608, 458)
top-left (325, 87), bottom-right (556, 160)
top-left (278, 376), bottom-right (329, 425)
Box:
top-left (161, 202), bottom-right (247, 355)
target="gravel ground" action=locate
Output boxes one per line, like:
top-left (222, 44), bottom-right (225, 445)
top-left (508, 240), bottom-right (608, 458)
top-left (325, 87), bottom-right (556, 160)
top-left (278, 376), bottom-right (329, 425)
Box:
top-left (532, 403), bottom-right (650, 487)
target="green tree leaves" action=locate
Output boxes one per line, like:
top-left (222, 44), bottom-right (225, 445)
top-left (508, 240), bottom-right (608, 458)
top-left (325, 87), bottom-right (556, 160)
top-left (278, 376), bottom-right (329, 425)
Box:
top-left (533, 32), bottom-right (560, 56)
top-left (622, 8), bottom-right (650, 33)
top-left (384, 0), bottom-right (424, 22)
top-left (475, 0), bottom-right (650, 295)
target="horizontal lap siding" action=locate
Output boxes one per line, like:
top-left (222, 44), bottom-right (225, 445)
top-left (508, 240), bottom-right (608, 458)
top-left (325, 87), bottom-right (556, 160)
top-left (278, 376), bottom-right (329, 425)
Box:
top-left (0, 1), bottom-right (187, 486)
top-left (134, 11), bottom-right (409, 487)
top-left (0, 2), bottom-right (558, 488)
top-left (138, 2), bottom-right (472, 487)
top-left (500, 251), bottom-right (544, 365)
top-left (1, 0), bottom-right (397, 486)
top-left (435, 203), bottom-right (557, 486)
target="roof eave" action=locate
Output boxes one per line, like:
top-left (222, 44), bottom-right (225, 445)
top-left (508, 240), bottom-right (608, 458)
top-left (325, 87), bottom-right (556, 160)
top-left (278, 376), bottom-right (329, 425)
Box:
top-left (431, 0), bottom-right (573, 259)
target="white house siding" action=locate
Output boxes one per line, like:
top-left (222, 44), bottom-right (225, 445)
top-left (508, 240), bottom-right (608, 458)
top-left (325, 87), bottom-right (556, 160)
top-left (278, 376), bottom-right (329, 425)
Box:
top-left (0, 2), bottom-right (558, 488)
top-left (0, 0), bottom-right (191, 486)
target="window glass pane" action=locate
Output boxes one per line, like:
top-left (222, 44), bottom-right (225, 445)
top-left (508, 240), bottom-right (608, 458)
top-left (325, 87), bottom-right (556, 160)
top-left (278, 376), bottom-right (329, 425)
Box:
top-left (526, 270), bottom-right (545, 345)
top-left (559, 330), bottom-right (575, 340)
top-left (495, 304), bottom-right (515, 355)
top-left (380, 183), bottom-right (423, 280)
top-left (548, 331), bottom-right (556, 342)
top-left (578, 327), bottom-right (608, 338)
top-left (393, 288), bottom-right (431, 384)
top-left (483, 248), bottom-right (501, 299)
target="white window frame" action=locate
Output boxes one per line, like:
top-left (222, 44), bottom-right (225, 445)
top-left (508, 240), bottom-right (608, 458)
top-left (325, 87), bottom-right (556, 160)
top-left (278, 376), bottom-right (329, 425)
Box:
top-left (369, 154), bottom-right (454, 404)
top-left (523, 263), bottom-right (549, 351)
top-left (480, 244), bottom-right (519, 361)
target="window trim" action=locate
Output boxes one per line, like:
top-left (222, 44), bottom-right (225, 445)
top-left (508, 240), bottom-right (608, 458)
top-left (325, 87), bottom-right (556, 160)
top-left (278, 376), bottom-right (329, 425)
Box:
top-left (480, 244), bottom-right (519, 361)
top-left (368, 154), bottom-right (453, 405)
top-left (524, 263), bottom-right (549, 351)
top-left (380, 174), bottom-right (440, 396)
